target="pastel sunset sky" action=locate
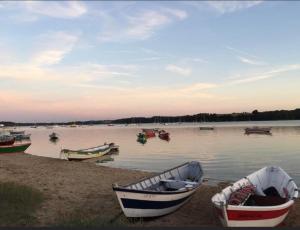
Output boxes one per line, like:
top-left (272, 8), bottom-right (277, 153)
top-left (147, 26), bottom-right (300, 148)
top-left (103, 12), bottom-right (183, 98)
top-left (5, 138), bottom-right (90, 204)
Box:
top-left (1, 1), bottom-right (300, 122)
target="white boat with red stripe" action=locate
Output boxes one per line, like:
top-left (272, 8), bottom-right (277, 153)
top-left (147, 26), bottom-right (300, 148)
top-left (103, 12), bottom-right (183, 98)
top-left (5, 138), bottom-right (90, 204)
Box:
top-left (212, 166), bottom-right (298, 227)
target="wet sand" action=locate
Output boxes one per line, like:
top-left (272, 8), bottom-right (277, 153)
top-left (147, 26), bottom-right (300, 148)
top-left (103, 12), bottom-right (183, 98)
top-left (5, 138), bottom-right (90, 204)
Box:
top-left (0, 153), bottom-right (299, 227)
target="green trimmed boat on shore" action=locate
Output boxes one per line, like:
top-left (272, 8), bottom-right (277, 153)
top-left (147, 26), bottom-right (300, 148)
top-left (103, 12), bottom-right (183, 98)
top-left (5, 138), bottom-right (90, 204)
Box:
top-left (0, 142), bottom-right (31, 154)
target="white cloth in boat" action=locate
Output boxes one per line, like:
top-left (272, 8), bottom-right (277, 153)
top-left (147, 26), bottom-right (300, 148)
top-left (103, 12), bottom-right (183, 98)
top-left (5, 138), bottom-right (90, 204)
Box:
top-left (160, 179), bottom-right (198, 190)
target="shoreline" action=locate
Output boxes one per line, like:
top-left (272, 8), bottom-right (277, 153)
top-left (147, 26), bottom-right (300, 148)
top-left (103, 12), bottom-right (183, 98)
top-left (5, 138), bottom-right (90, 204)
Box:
top-left (0, 152), bottom-right (299, 227)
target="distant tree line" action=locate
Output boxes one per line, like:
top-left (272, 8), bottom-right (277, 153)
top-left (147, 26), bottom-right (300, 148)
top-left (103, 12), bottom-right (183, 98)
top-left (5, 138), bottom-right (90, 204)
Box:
top-left (1, 108), bottom-right (300, 126)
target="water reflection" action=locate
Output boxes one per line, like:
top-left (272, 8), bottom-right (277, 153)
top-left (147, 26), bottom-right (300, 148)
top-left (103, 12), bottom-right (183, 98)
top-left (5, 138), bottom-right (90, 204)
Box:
top-left (9, 120), bottom-right (300, 184)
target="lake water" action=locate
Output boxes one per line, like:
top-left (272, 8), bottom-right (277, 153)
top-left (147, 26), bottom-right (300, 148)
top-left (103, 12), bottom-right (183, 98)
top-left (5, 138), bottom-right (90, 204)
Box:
top-left (12, 120), bottom-right (300, 184)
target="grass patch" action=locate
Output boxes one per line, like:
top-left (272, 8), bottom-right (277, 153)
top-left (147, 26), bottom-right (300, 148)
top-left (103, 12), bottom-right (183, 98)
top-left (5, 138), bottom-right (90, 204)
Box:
top-left (0, 182), bottom-right (44, 226)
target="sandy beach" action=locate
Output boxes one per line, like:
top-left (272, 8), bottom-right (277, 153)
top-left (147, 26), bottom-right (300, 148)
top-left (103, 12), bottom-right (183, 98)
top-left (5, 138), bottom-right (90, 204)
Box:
top-left (0, 152), bottom-right (299, 227)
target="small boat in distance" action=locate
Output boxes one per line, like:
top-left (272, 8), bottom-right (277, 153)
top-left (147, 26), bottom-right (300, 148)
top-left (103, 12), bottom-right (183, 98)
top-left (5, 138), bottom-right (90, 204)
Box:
top-left (61, 142), bottom-right (115, 161)
top-left (0, 142), bottom-right (31, 154)
top-left (199, 127), bottom-right (214, 130)
top-left (137, 132), bottom-right (147, 144)
top-left (158, 130), bottom-right (170, 141)
top-left (245, 127), bottom-right (271, 135)
top-left (143, 129), bottom-right (156, 138)
top-left (113, 161), bottom-right (204, 218)
top-left (212, 166), bottom-right (298, 227)
top-left (49, 132), bottom-right (59, 141)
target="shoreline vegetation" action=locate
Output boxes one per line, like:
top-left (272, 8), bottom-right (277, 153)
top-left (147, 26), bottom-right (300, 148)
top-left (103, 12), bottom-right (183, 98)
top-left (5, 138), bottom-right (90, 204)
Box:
top-left (1, 108), bottom-right (300, 127)
top-left (0, 153), bottom-right (299, 227)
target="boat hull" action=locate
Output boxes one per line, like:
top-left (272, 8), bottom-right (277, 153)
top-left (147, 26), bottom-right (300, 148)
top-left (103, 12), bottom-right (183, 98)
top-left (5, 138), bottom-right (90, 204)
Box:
top-left (64, 148), bottom-right (111, 161)
top-left (214, 201), bottom-right (293, 227)
top-left (113, 188), bottom-right (196, 217)
top-left (212, 166), bottom-right (298, 227)
top-left (0, 143), bottom-right (31, 154)
top-left (0, 139), bottom-right (15, 146)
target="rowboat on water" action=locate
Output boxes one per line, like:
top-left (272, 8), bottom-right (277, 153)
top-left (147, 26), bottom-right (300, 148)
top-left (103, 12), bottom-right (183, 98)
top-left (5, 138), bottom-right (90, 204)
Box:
top-left (143, 129), bottom-right (156, 138)
top-left (61, 142), bottom-right (115, 161)
top-left (113, 161), bottom-right (204, 218)
top-left (199, 127), bottom-right (214, 130)
top-left (212, 166), bottom-right (298, 227)
top-left (49, 132), bottom-right (59, 140)
top-left (137, 133), bottom-right (147, 144)
top-left (245, 127), bottom-right (271, 135)
top-left (158, 130), bottom-right (170, 141)
top-left (0, 134), bottom-right (15, 146)
top-left (0, 142), bottom-right (31, 154)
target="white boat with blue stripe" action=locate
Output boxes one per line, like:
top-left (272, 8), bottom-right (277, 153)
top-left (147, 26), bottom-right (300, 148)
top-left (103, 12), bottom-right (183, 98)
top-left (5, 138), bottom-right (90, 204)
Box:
top-left (113, 161), bottom-right (204, 218)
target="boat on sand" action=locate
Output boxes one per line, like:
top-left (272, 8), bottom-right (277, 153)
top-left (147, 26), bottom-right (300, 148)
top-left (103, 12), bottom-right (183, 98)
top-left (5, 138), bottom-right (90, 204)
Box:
top-left (212, 166), bottom-right (298, 227)
top-left (0, 142), bottom-right (31, 154)
top-left (113, 161), bottom-right (204, 218)
top-left (61, 143), bottom-right (116, 161)
top-left (0, 134), bottom-right (15, 146)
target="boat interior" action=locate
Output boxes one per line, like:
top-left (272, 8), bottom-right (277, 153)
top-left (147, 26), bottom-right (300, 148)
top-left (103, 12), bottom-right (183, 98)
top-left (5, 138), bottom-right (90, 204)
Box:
top-left (125, 162), bottom-right (203, 192)
top-left (215, 166), bottom-right (298, 207)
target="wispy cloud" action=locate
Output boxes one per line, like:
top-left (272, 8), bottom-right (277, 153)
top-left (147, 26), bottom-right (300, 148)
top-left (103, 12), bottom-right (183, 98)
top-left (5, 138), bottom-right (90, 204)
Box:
top-left (226, 46), bottom-right (259, 59)
top-left (207, 1), bottom-right (263, 14)
top-left (179, 83), bottom-right (218, 92)
top-left (31, 31), bottom-right (79, 66)
top-left (226, 46), bottom-right (267, 66)
top-left (237, 56), bottom-right (266, 66)
top-left (165, 64), bottom-right (191, 76)
top-left (162, 8), bottom-right (188, 20)
top-left (23, 1), bottom-right (87, 19)
top-left (125, 10), bottom-right (172, 40)
top-left (98, 8), bottom-right (188, 42)
top-left (228, 64), bottom-right (300, 84)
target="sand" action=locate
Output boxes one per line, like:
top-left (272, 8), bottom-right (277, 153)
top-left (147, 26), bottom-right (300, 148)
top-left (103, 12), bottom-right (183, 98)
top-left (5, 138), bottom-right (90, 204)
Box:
top-left (0, 153), bottom-right (299, 227)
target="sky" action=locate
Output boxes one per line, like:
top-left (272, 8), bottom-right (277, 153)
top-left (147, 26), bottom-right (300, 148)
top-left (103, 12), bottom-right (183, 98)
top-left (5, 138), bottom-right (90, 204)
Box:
top-left (1, 1), bottom-right (300, 122)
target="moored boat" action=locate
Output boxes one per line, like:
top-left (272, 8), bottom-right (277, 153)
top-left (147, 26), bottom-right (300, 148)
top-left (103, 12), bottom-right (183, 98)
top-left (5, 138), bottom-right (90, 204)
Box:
top-left (49, 132), bottom-right (59, 140)
top-left (143, 129), bottom-right (156, 138)
top-left (113, 161), bottom-right (204, 218)
top-left (61, 143), bottom-right (114, 161)
top-left (0, 134), bottom-right (15, 146)
top-left (0, 142), bottom-right (31, 154)
top-left (211, 166), bottom-right (298, 227)
top-left (137, 133), bottom-right (147, 144)
top-left (158, 130), bottom-right (170, 141)
top-left (199, 127), bottom-right (214, 130)
top-left (245, 127), bottom-right (271, 135)
top-left (9, 130), bottom-right (31, 140)
top-left (9, 130), bottom-right (25, 135)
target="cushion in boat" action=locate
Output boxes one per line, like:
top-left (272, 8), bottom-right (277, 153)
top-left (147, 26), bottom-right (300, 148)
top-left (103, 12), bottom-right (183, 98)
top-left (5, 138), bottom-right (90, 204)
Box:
top-left (228, 185), bottom-right (256, 205)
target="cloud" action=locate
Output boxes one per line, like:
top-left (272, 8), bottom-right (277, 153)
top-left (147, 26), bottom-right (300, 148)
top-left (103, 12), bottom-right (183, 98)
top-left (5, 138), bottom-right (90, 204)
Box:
top-left (180, 83), bottom-right (218, 92)
top-left (162, 8), bottom-right (188, 20)
top-left (207, 1), bottom-right (263, 14)
top-left (98, 8), bottom-right (188, 42)
top-left (126, 11), bottom-right (172, 39)
top-left (23, 1), bottom-right (87, 19)
top-left (165, 64), bottom-right (191, 76)
top-left (31, 31), bottom-right (79, 66)
top-left (228, 64), bottom-right (300, 84)
top-left (226, 46), bottom-right (259, 59)
top-left (237, 56), bottom-right (266, 66)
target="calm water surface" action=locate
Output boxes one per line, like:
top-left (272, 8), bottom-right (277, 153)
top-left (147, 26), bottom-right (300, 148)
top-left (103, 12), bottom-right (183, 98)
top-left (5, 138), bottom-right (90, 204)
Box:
top-left (16, 120), bottom-right (300, 184)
